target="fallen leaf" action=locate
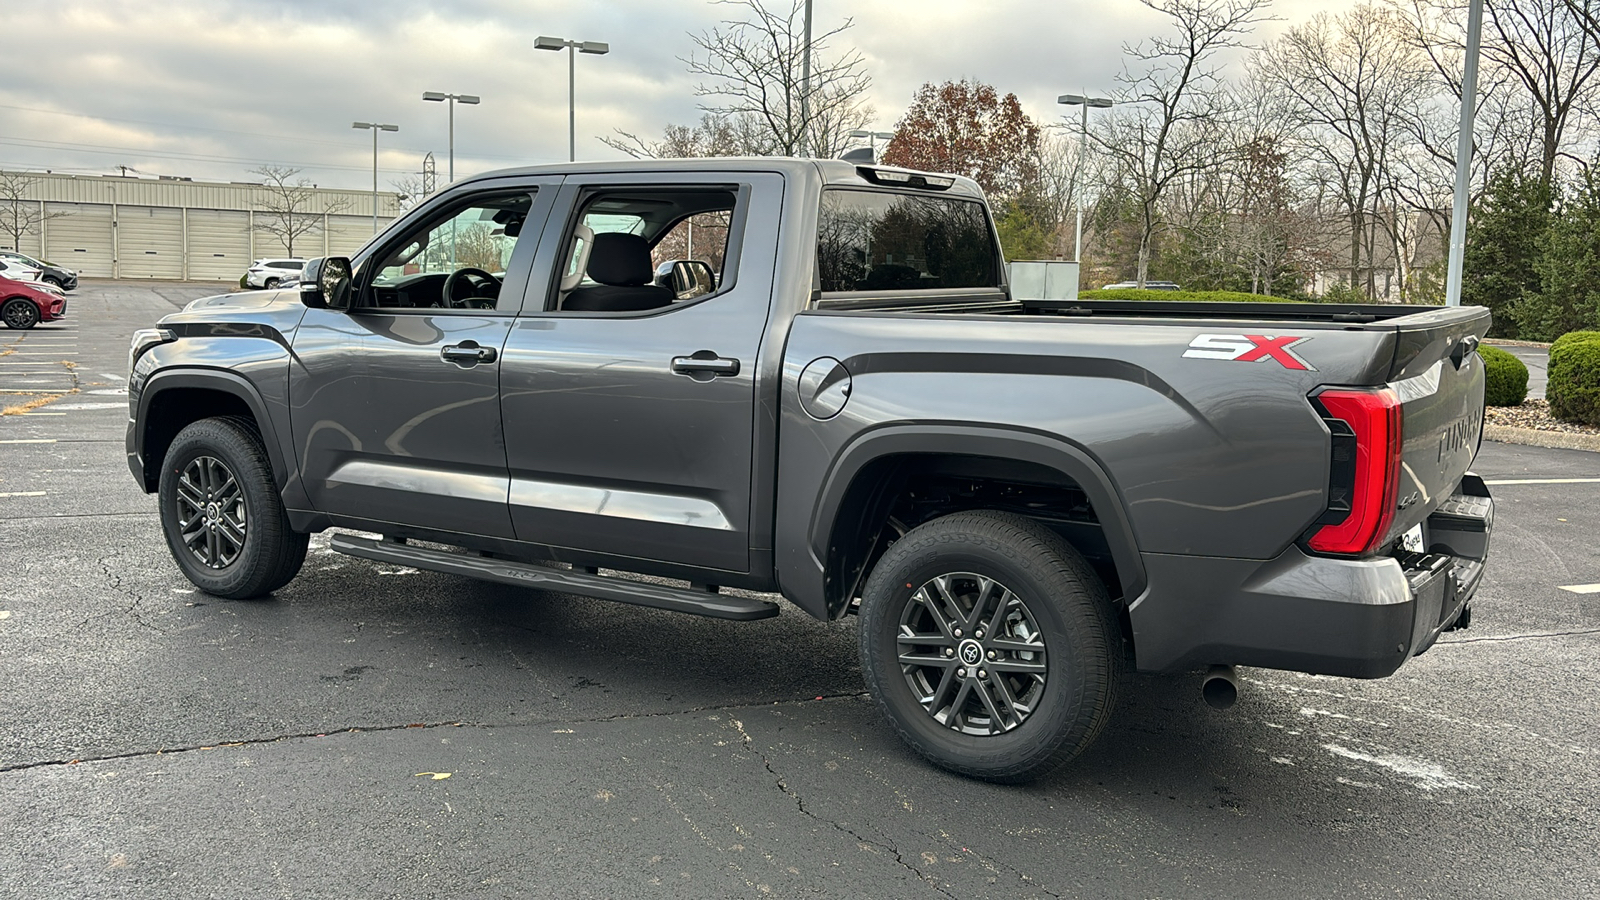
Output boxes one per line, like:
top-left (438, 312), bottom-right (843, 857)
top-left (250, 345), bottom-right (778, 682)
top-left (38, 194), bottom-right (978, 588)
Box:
top-left (414, 772), bottom-right (451, 780)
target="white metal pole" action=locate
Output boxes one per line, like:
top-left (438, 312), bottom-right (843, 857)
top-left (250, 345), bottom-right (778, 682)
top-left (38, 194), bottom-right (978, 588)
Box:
top-left (448, 97), bottom-right (455, 183)
top-left (1445, 0), bottom-right (1484, 307)
top-left (801, 0), bottom-right (813, 156)
top-left (1075, 98), bottom-right (1087, 262)
top-left (569, 44), bottom-right (577, 162)
top-left (371, 126), bottom-right (379, 234)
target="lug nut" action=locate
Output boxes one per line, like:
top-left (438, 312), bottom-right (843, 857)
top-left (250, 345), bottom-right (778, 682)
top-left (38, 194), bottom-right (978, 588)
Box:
top-left (956, 668), bottom-right (967, 678)
top-left (944, 647), bottom-right (954, 657)
top-left (975, 629), bottom-right (985, 639)
top-left (978, 669), bottom-right (987, 679)
top-left (953, 628), bottom-right (963, 638)
top-left (987, 650), bottom-right (996, 660)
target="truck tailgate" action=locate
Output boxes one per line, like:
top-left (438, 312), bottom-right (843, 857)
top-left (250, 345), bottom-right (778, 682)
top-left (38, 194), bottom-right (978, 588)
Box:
top-left (1383, 306), bottom-right (1491, 543)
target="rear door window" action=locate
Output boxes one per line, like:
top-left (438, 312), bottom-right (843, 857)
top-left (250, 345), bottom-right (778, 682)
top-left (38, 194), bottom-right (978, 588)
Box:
top-left (817, 190), bottom-right (999, 293)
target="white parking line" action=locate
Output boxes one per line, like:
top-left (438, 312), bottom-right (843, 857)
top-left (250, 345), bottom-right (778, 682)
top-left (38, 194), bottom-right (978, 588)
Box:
top-left (1558, 584), bottom-right (1600, 594)
top-left (0, 439), bottom-right (56, 443)
top-left (1482, 477), bottom-right (1600, 485)
top-left (0, 491), bottom-right (46, 498)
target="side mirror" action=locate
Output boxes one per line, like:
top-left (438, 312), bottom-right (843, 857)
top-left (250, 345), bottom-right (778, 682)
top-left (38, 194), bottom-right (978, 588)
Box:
top-left (660, 259), bottom-right (716, 300)
top-left (298, 257), bottom-right (353, 311)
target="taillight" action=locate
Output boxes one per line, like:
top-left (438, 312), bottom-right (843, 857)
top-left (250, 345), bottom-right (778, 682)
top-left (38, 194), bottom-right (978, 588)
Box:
top-left (1307, 387), bottom-right (1403, 556)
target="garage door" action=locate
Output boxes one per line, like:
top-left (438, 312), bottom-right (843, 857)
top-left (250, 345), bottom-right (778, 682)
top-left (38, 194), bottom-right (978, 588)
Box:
top-left (44, 203), bottom-right (114, 278)
top-left (327, 214), bottom-right (386, 257)
top-left (185, 209), bottom-right (252, 281)
top-left (118, 206), bottom-right (184, 279)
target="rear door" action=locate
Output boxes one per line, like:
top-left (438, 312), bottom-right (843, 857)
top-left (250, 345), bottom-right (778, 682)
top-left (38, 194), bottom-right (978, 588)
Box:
top-left (498, 172), bottom-right (784, 573)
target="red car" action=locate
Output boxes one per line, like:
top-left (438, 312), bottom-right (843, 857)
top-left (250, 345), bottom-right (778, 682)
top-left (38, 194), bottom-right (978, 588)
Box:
top-left (0, 275), bottom-right (67, 329)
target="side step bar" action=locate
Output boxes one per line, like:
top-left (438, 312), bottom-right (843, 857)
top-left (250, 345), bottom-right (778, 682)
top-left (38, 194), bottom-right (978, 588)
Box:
top-left (329, 534), bottom-right (779, 621)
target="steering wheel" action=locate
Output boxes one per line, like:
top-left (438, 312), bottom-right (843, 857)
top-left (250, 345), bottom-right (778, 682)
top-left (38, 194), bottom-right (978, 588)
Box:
top-left (441, 267), bottom-right (500, 309)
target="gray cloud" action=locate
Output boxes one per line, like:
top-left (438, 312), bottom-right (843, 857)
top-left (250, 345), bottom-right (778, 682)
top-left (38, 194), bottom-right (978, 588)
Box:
top-left (0, 0), bottom-right (1352, 189)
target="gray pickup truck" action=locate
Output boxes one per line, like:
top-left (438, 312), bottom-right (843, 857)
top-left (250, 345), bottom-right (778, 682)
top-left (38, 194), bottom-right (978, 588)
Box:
top-left (127, 159), bottom-right (1492, 782)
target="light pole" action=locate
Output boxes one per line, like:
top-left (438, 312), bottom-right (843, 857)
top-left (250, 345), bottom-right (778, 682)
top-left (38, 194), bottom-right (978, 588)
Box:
top-left (534, 35), bottom-right (610, 162)
top-left (801, 0), bottom-right (813, 156)
top-left (422, 91), bottom-right (480, 183)
top-left (352, 121), bottom-right (399, 234)
top-left (1445, 0), bottom-right (1484, 307)
top-left (1057, 94), bottom-right (1114, 263)
top-left (849, 130), bottom-right (894, 163)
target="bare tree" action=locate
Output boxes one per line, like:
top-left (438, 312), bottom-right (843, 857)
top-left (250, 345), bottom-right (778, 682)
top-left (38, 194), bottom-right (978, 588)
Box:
top-left (249, 165), bottom-right (350, 257)
top-left (1263, 5), bottom-right (1433, 296)
top-left (683, 0), bottom-right (873, 157)
top-left (0, 171), bottom-right (65, 255)
top-left (602, 112), bottom-right (774, 158)
top-left (1096, 0), bottom-right (1274, 287)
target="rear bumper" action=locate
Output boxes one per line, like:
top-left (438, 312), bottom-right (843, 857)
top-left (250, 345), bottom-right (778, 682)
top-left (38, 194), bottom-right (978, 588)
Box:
top-left (1128, 474), bottom-right (1491, 678)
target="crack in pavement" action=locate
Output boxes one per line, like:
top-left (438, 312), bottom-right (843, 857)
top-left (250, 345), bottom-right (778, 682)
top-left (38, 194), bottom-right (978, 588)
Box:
top-left (726, 714), bottom-right (960, 899)
top-left (93, 550), bottom-right (165, 634)
top-left (0, 695), bottom-right (873, 775)
top-left (1436, 627), bottom-right (1600, 645)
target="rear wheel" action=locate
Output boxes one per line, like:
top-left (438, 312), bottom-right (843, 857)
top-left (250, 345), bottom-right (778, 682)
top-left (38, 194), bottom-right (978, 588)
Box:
top-left (158, 417), bottom-right (308, 598)
top-left (263, 277), bottom-right (280, 289)
top-left (858, 510), bottom-right (1123, 783)
top-left (2, 298), bottom-right (39, 330)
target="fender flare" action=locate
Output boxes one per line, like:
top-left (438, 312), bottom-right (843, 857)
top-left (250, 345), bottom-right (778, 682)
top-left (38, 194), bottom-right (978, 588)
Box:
top-left (134, 368), bottom-right (290, 490)
top-left (808, 424), bottom-right (1147, 602)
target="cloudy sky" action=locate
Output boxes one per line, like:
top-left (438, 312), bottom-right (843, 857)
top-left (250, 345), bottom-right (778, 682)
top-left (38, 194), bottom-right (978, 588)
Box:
top-left (1, 0), bottom-right (1354, 192)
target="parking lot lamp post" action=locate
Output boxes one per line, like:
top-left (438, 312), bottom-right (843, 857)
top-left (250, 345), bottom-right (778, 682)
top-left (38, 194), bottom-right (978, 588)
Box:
top-left (1056, 94), bottom-right (1114, 262)
top-left (352, 121), bottom-right (399, 234)
top-left (849, 129), bottom-right (895, 162)
top-left (422, 92), bottom-right (480, 183)
top-left (534, 35), bottom-right (610, 162)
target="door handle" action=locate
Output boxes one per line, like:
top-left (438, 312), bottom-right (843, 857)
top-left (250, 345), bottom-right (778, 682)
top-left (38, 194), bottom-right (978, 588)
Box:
top-left (671, 351), bottom-right (740, 380)
top-left (441, 341), bottom-right (497, 365)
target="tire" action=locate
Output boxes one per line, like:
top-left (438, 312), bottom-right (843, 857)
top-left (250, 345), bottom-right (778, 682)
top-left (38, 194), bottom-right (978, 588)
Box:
top-left (2, 298), bottom-right (39, 330)
top-left (263, 278), bottom-right (279, 289)
top-left (157, 417), bottom-right (309, 599)
top-left (858, 510), bottom-right (1123, 783)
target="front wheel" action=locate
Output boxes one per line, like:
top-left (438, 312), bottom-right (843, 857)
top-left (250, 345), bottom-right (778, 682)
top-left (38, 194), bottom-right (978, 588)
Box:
top-left (2, 298), bottom-right (40, 329)
top-left (157, 417), bottom-right (308, 599)
top-left (858, 510), bottom-right (1123, 783)
top-left (43, 276), bottom-right (65, 290)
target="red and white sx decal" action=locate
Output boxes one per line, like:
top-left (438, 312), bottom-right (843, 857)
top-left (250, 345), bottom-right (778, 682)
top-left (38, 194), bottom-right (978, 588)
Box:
top-left (1182, 334), bottom-right (1316, 371)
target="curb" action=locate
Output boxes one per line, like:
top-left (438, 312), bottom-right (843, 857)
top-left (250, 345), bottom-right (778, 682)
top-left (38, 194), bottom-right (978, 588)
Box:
top-left (1484, 423), bottom-right (1600, 453)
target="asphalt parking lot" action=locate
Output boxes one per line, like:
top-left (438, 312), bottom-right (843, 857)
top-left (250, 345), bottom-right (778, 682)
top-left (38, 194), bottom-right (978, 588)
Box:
top-left (1, 282), bottom-right (1596, 899)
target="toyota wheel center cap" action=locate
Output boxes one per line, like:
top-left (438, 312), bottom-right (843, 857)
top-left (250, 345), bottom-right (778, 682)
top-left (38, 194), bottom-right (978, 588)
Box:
top-left (958, 639), bottom-right (983, 667)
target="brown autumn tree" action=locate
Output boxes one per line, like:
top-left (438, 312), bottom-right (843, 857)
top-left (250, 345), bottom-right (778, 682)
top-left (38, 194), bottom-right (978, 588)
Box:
top-left (880, 80), bottom-right (1042, 199)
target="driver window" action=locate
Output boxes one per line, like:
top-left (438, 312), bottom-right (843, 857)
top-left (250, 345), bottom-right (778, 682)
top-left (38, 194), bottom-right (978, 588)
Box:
top-left (366, 192), bottom-right (533, 311)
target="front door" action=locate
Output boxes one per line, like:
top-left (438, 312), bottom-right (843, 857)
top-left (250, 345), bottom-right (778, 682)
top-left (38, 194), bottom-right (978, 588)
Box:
top-left (289, 182), bottom-right (558, 537)
top-left (499, 174), bottom-right (783, 573)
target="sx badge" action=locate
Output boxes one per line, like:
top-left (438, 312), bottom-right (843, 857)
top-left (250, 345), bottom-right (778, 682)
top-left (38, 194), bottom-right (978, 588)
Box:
top-left (1183, 334), bottom-right (1316, 371)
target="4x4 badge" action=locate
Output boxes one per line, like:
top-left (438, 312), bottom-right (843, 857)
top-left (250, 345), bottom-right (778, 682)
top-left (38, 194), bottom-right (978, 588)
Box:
top-left (1183, 334), bottom-right (1316, 371)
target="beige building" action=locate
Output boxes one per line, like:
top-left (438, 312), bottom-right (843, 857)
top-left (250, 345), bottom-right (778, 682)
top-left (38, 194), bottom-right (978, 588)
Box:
top-left (0, 171), bottom-right (399, 281)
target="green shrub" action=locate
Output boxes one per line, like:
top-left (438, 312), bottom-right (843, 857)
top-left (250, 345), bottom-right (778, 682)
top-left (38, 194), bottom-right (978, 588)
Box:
top-left (1478, 345), bottom-right (1529, 406)
top-left (1551, 330), bottom-right (1600, 351)
top-left (1078, 288), bottom-right (1297, 303)
top-left (1547, 339), bottom-right (1600, 425)
top-left (238, 273), bottom-right (248, 290)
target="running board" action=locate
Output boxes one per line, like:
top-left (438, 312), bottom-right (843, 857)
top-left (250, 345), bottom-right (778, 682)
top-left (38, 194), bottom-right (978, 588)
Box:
top-left (329, 534), bottom-right (779, 621)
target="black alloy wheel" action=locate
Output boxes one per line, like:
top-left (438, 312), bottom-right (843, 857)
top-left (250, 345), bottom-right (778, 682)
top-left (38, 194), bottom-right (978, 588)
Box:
top-left (2, 298), bottom-right (39, 330)
top-left (174, 455), bottom-right (249, 570)
top-left (895, 572), bottom-right (1050, 735)
top-left (158, 417), bottom-right (308, 599)
top-left (43, 276), bottom-right (65, 290)
top-left (859, 510), bottom-right (1123, 783)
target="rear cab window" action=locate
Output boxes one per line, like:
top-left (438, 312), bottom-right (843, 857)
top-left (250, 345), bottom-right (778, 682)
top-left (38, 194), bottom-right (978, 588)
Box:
top-left (816, 188), bottom-right (1002, 304)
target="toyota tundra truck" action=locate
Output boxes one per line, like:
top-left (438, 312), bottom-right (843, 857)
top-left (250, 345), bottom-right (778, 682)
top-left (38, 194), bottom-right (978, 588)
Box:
top-left (127, 158), bottom-right (1492, 782)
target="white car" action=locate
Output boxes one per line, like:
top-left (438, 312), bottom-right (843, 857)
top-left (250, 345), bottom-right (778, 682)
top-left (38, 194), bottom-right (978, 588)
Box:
top-left (243, 258), bottom-right (306, 289)
top-left (0, 258), bottom-right (44, 282)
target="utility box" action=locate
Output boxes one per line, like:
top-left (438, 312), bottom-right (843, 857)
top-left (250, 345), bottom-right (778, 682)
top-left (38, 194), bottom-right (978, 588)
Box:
top-left (1008, 260), bottom-right (1079, 301)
